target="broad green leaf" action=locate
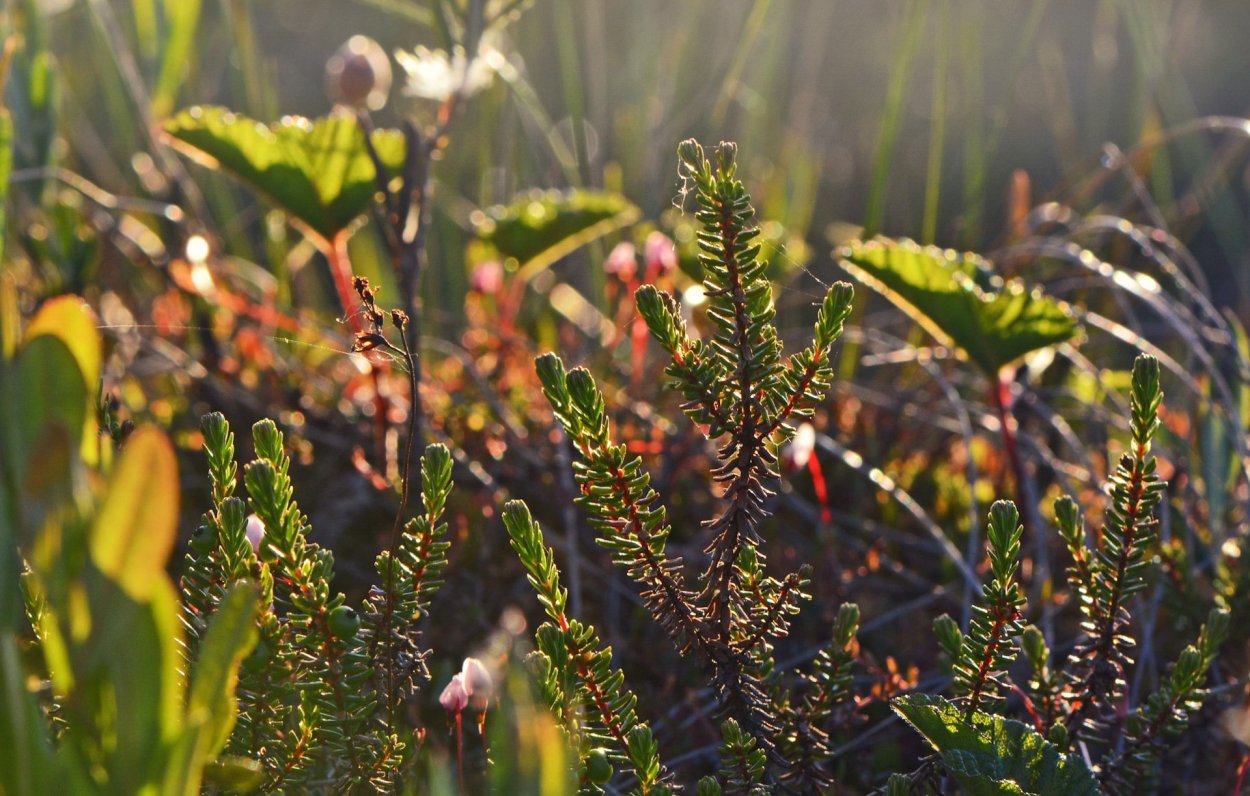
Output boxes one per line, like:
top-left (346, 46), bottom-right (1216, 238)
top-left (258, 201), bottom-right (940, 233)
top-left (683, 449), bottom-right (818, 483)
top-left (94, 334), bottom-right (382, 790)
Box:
top-left (163, 106), bottom-right (408, 245)
top-left (475, 189), bottom-right (640, 281)
top-left (187, 583), bottom-right (258, 757)
top-left (893, 693), bottom-right (1097, 796)
top-left (19, 295), bottom-right (101, 464)
top-left (90, 576), bottom-right (184, 794)
top-left (23, 295), bottom-right (101, 405)
top-left (0, 636), bottom-right (53, 795)
top-left (9, 338), bottom-right (86, 507)
top-left (89, 427), bottom-right (178, 600)
top-left (163, 584), bottom-right (258, 796)
top-left (838, 238), bottom-right (1078, 376)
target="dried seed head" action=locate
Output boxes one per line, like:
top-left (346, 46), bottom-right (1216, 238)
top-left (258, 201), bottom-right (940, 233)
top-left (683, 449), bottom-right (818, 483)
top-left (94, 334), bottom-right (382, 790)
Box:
top-left (326, 35), bottom-right (393, 110)
top-left (353, 332), bottom-right (388, 352)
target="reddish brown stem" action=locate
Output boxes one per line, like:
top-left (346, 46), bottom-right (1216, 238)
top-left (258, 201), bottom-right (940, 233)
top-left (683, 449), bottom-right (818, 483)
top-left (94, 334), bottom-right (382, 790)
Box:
top-left (455, 710), bottom-right (465, 795)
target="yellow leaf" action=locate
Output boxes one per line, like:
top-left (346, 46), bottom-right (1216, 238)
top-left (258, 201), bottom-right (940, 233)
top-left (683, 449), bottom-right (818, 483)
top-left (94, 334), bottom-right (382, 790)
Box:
top-left (89, 427), bottom-right (178, 600)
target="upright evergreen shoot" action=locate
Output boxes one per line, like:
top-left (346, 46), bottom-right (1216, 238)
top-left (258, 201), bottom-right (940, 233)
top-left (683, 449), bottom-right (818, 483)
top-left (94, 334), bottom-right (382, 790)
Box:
top-left (951, 501), bottom-right (1027, 719)
top-left (1061, 355), bottom-right (1167, 740)
top-left (179, 412), bottom-right (454, 791)
top-left (514, 139), bottom-right (862, 789)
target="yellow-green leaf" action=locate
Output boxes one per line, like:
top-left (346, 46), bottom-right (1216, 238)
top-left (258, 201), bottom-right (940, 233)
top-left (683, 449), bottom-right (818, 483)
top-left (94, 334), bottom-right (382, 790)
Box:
top-left (201, 756), bottom-right (265, 792)
top-left (22, 295), bottom-right (101, 394)
top-left (89, 427), bottom-right (178, 600)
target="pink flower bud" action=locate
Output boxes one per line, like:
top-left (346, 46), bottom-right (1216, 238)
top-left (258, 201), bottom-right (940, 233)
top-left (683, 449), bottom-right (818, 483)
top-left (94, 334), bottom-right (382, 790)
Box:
top-left (469, 260), bottom-right (504, 295)
top-left (603, 242), bottom-right (637, 281)
top-left (439, 673), bottom-right (469, 713)
top-left (461, 657), bottom-right (493, 711)
top-left (643, 232), bottom-right (677, 277)
top-left (245, 513), bottom-right (265, 555)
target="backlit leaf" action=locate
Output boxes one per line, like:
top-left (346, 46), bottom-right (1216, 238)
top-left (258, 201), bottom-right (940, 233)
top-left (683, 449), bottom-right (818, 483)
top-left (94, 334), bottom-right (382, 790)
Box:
top-left (89, 427), bottom-right (178, 601)
top-left (164, 106), bottom-right (408, 244)
top-left (838, 238), bottom-right (1078, 375)
top-left (893, 693), bottom-right (1097, 795)
top-left (475, 189), bottom-right (640, 280)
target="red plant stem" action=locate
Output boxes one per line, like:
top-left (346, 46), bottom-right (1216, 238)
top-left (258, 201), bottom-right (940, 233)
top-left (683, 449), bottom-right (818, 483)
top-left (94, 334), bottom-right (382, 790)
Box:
top-left (326, 232), bottom-right (361, 333)
top-left (455, 711), bottom-right (465, 795)
top-left (806, 451), bottom-right (832, 524)
top-left (1235, 750), bottom-right (1250, 796)
top-left (965, 605), bottom-right (1009, 720)
top-left (630, 302), bottom-right (648, 394)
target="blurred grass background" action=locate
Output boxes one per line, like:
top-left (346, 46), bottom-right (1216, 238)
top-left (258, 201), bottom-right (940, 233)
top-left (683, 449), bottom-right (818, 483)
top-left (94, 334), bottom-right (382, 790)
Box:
top-left (24, 0), bottom-right (1250, 329)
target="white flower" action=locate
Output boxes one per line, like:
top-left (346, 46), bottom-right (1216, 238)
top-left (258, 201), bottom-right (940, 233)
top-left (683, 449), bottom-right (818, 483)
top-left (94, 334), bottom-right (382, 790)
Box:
top-left (245, 514), bottom-right (265, 555)
top-left (788, 423), bottom-right (817, 469)
top-left (461, 657), bottom-right (493, 711)
top-left (396, 39), bottom-right (504, 102)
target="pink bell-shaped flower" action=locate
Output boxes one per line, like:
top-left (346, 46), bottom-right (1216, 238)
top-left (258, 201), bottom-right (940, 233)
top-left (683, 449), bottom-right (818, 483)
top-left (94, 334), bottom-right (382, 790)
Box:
top-left (461, 657), bottom-right (493, 711)
top-left (439, 673), bottom-right (470, 714)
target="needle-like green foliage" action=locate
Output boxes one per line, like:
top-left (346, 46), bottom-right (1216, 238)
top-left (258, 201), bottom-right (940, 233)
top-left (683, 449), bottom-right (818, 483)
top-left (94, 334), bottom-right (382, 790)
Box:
top-left (179, 413), bottom-right (454, 791)
top-left (504, 499), bottom-right (672, 795)
top-left (518, 139), bottom-right (862, 790)
top-left (951, 501), bottom-right (1027, 718)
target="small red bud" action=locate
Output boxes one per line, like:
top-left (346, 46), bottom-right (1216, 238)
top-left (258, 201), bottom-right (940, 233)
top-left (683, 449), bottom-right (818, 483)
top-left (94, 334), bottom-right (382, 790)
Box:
top-left (326, 35), bottom-right (393, 110)
top-left (469, 260), bottom-right (504, 295)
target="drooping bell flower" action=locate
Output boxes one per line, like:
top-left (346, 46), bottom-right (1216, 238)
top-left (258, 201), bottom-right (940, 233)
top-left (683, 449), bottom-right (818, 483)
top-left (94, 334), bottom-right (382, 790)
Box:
top-left (603, 241), bottom-right (638, 282)
top-left (469, 260), bottom-right (504, 295)
top-left (439, 673), bottom-right (470, 714)
top-left (245, 514), bottom-right (266, 556)
top-left (461, 657), bottom-right (493, 712)
top-left (325, 35), bottom-right (393, 111)
top-left (643, 231), bottom-right (677, 280)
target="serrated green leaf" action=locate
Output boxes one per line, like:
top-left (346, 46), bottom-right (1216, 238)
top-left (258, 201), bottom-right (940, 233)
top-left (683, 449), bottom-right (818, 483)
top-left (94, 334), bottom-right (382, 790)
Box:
top-left (892, 693), bottom-right (1097, 796)
top-left (838, 238), bottom-right (1078, 375)
top-left (163, 106), bottom-right (408, 244)
top-left (475, 189), bottom-right (640, 281)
